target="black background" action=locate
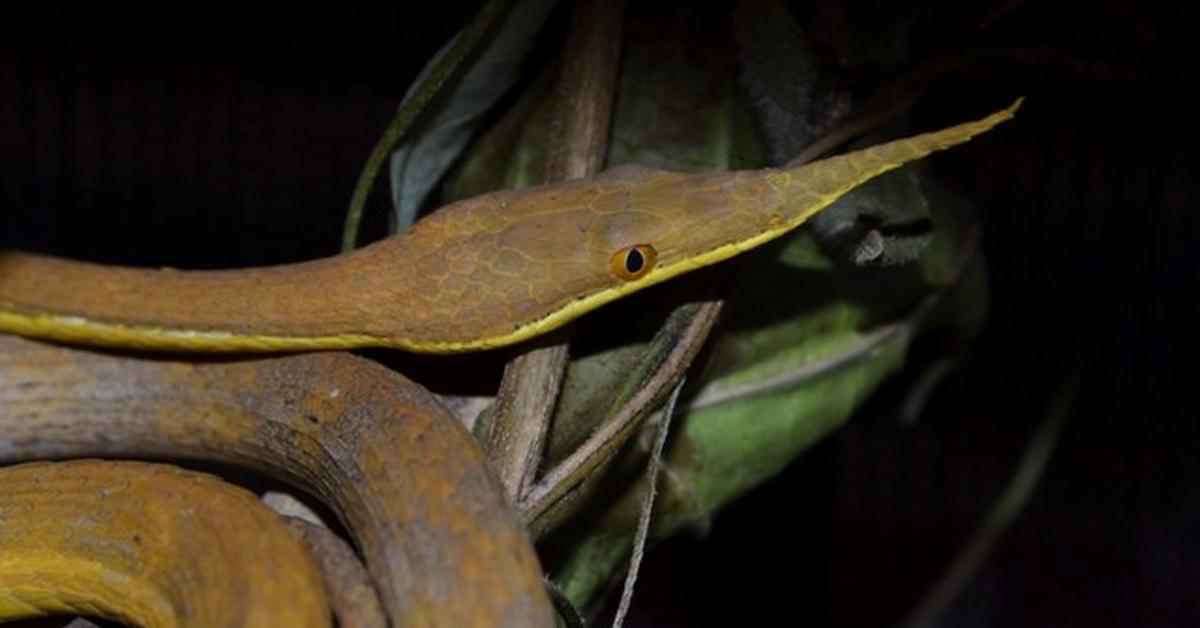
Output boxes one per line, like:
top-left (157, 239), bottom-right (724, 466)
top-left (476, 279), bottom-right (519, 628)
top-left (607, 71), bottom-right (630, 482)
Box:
top-left (2, 1), bottom-right (1197, 626)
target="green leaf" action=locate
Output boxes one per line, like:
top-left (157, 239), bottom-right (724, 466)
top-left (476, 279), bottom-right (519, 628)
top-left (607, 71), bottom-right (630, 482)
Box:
top-left (439, 59), bottom-right (559, 199)
top-left (388, 0), bottom-right (561, 228)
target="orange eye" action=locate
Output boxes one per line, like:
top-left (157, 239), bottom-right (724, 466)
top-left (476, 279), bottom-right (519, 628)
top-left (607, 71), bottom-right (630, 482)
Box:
top-left (609, 244), bottom-right (657, 281)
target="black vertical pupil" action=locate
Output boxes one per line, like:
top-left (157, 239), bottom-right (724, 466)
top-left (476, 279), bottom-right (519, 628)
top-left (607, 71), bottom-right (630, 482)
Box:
top-left (624, 249), bottom-right (645, 274)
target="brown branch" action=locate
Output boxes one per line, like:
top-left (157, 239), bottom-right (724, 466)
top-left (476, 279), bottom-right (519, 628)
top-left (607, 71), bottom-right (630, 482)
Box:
top-left (785, 93), bottom-right (920, 168)
top-left (486, 0), bottom-right (627, 498)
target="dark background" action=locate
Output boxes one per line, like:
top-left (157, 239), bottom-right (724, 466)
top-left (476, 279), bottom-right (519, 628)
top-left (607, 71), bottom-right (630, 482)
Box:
top-left (2, 1), bottom-right (1197, 626)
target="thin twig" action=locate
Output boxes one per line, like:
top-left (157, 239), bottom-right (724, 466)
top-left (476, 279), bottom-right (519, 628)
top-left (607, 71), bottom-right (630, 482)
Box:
top-left (962, 0), bottom-right (1035, 41)
top-left (612, 377), bottom-right (686, 628)
top-left (521, 298), bottom-right (723, 521)
top-left (900, 355), bottom-right (965, 426)
top-left (786, 93), bottom-right (920, 168)
top-left (486, 0), bottom-right (627, 498)
top-left (341, 0), bottom-right (509, 252)
top-left (903, 369), bottom-right (1078, 628)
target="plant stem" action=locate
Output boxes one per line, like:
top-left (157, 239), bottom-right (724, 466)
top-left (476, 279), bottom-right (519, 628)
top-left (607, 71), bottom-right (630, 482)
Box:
top-left (486, 0), bottom-right (627, 498)
top-left (904, 369), bottom-right (1078, 628)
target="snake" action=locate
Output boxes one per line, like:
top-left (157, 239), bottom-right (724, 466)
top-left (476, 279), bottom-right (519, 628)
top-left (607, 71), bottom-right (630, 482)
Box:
top-left (0, 101), bottom-right (1019, 626)
top-left (0, 100), bottom-right (1019, 353)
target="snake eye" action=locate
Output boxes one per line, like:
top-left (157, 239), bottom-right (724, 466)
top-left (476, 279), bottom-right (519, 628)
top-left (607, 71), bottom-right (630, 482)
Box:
top-left (609, 244), bottom-right (657, 281)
